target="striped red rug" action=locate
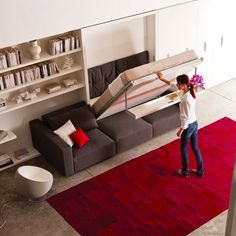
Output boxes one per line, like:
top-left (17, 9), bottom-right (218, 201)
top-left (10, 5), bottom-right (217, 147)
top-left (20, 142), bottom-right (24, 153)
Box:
top-left (47, 117), bottom-right (236, 236)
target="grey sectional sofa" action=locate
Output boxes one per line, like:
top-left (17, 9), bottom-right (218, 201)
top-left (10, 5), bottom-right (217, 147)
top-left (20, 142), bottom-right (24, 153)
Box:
top-left (30, 100), bottom-right (179, 176)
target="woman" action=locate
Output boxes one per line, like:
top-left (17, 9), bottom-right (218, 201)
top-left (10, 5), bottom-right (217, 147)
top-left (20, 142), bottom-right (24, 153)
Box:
top-left (156, 71), bottom-right (204, 177)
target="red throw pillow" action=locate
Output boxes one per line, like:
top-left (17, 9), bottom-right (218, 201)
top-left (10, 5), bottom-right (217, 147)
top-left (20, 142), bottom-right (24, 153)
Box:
top-left (70, 128), bottom-right (89, 148)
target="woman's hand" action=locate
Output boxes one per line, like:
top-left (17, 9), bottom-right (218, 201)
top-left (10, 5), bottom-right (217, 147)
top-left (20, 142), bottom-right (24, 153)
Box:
top-left (177, 128), bottom-right (184, 137)
top-left (156, 71), bottom-right (164, 79)
top-left (156, 71), bottom-right (171, 85)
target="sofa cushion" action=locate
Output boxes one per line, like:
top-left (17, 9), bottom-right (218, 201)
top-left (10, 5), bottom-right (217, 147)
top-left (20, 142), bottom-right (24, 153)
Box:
top-left (43, 106), bottom-right (98, 131)
top-left (53, 120), bottom-right (76, 147)
top-left (88, 61), bottom-right (116, 99)
top-left (142, 105), bottom-right (180, 137)
top-left (98, 111), bottom-right (152, 153)
top-left (115, 51), bottom-right (149, 77)
top-left (73, 128), bottom-right (116, 172)
top-left (70, 128), bottom-right (89, 148)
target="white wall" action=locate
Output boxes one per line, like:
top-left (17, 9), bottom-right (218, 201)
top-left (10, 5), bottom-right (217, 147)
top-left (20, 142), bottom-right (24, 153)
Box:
top-left (0, 0), bottom-right (194, 48)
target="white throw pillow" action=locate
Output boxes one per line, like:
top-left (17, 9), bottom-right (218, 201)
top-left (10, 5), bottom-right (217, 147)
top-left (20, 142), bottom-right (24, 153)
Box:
top-left (54, 120), bottom-right (76, 147)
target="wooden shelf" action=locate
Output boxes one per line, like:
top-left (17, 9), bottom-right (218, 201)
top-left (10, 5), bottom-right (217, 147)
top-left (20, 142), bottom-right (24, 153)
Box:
top-left (0, 48), bottom-right (82, 74)
top-left (0, 146), bottom-right (40, 172)
top-left (0, 65), bottom-right (83, 95)
top-left (0, 82), bottom-right (85, 114)
top-left (0, 130), bottom-right (17, 144)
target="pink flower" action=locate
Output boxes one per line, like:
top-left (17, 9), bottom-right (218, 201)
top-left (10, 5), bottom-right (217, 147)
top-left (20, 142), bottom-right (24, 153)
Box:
top-left (190, 74), bottom-right (204, 87)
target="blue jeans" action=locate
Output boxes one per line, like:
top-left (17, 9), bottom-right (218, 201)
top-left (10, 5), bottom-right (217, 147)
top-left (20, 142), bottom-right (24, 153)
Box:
top-left (180, 121), bottom-right (204, 176)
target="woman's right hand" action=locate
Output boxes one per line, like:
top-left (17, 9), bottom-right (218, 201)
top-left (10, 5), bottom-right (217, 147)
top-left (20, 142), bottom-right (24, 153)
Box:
top-left (156, 71), bottom-right (164, 79)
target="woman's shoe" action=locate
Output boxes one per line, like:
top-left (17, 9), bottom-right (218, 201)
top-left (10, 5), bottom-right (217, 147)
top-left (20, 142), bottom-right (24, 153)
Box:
top-left (192, 169), bottom-right (204, 177)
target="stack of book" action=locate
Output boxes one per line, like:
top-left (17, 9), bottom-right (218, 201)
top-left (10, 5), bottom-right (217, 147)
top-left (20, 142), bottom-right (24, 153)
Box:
top-left (0, 153), bottom-right (13, 168)
top-left (0, 61), bottom-right (59, 91)
top-left (48, 35), bottom-right (80, 55)
top-left (0, 47), bottom-right (21, 70)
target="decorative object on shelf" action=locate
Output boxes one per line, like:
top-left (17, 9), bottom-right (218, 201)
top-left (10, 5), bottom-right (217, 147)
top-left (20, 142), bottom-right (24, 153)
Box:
top-left (45, 82), bottom-right (61, 94)
top-left (12, 88), bottom-right (40, 104)
top-left (190, 74), bottom-right (205, 92)
top-left (63, 78), bottom-right (78, 88)
top-left (29, 40), bottom-right (41, 60)
top-left (62, 56), bottom-right (74, 70)
top-left (0, 130), bottom-right (8, 141)
top-left (0, 98), bottom-right (7, 111)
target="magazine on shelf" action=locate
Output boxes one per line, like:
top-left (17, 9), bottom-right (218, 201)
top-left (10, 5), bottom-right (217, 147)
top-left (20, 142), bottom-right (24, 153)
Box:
top-left (14, 147), bottom-right (30, 160)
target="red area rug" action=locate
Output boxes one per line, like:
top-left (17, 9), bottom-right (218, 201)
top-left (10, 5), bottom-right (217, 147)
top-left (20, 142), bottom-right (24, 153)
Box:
top-left (47, 117), bottom-right (236, 236)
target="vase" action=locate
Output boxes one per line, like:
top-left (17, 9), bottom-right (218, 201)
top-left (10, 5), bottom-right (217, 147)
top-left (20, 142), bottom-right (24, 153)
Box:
top-left (29, 40), bottom-right (41, 60)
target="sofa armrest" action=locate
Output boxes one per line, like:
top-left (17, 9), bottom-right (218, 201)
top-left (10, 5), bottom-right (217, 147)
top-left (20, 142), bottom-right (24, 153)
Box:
top-left (29, 119), bottom-right (74, 176)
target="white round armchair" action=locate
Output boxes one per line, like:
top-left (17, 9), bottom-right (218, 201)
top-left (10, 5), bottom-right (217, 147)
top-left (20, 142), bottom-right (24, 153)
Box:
top-left (15, 165), bottom-right (53, 201)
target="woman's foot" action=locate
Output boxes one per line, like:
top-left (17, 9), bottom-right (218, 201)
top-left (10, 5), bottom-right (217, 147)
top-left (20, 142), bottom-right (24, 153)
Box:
top-left (192, 169), bottom-right (204, 177)
top-left (177, 169), bottom-right (188, 177)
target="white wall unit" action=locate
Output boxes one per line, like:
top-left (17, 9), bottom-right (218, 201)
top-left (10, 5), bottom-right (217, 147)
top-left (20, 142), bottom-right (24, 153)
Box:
top-left (156, 1), bottom-right (198, 59)
top-left (211, 0), bottom-right (236, 85)
top-left (197, 0), bottom-right (236, 88)
top-left (195, 0), bottom-right (215, 88)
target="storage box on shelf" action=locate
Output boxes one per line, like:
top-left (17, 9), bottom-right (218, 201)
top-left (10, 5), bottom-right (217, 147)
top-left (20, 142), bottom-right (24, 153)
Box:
top-left (0, 29), bottom-right (86, 115)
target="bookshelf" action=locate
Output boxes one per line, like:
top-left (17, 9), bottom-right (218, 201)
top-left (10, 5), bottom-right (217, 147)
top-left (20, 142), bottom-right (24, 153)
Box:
top-left (0, 29), bottom-right (87, 115)
top-left (0, 29), bottom-right (88, 171)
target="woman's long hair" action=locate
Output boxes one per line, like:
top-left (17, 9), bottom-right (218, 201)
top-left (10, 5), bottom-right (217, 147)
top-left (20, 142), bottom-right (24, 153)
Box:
top-left (176, 74), bottom-right (195, 99)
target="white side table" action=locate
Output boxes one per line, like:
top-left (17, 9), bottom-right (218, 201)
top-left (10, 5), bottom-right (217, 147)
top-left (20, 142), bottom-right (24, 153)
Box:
top-left (15, 165), bottom-right (53, 201)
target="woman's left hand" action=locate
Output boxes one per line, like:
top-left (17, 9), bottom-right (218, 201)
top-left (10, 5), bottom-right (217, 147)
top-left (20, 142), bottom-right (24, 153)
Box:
top-left (177, 128), bottom-right (183, 137)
